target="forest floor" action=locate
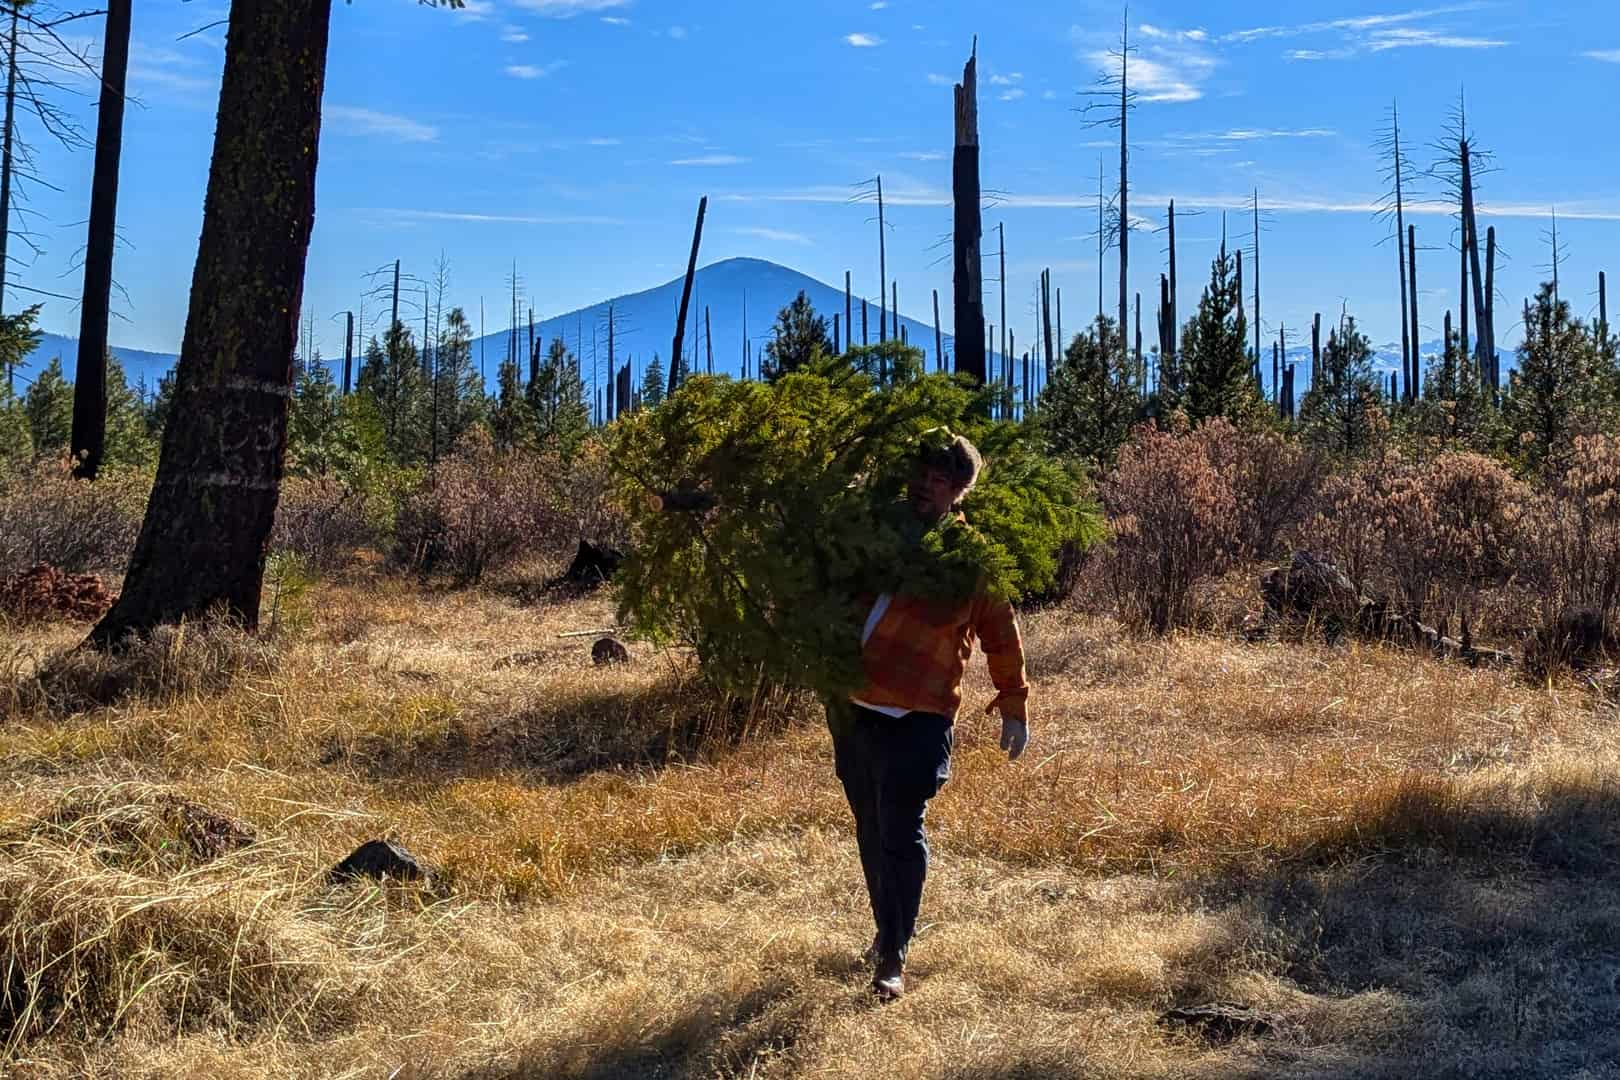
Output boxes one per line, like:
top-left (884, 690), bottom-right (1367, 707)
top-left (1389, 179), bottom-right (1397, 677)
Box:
top-left (3, 567), bottom-right (1620, 1079)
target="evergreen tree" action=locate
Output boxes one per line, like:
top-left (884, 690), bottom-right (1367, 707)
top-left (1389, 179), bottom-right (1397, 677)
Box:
top-left (1503, 282), bottom-right (1609, 476)
top-left (1298, 316), bottom-right (1385, 458)
top-left (102, 355), bottom-right (154, 467)
top-left (761, 291), bottom-right (834, 381)
top-left (433, 307), bottom-right (486, 455)
top-left (1411, 326), bottom-right (1499, 454)
top-left (527, 336), bottom-right (590, 456)
top-left (23, 356), bottom-right (72, 453)
top-left (641, 354), bottom-right (666, 409)
top-left (145, 370), bottom-right (176, 439)
top-left (355, 325), bottom-right (431, 464)
top-left (489, 357), bottom-right (530, 450)
top-left (0, 387), bottom-right (31, 463)
top-left (845, 340), bottom-right (924, 388)
top-left (1038, 315), bottom-right (1141, 465)
top-left (287, 354), bottom-right (364, 476)
top-left (1178, 250), bottom-right (1262, 424)
top-left (0, 304), bottom-right (42, 397)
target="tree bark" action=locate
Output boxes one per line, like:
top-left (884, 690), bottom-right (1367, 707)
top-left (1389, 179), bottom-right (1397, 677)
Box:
top-left (932, 288), bottom-right (942, 372)
top-left (89, 0), bottom-right (332, 647)
top-left (0, 1), bottom-right (18, 330)
top-left (71, 0), bottom-right (132, 479)
top-left (1408, 225), bottom-right (1420, 399)
top-left (951, 42), bottom-right (985, 385)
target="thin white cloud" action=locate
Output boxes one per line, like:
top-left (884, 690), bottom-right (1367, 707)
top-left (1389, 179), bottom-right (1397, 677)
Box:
top-left (732, 226), bottom-right (813, 245)
top-left (601, 15), bottom-right (630, 25)
top-left (365, 208), bottom-right (627, 227)
top-left (899, 151), bottom-right (946, 161)
top-left (1139, 24), bottom-right (1209, 43)
top-left (999, 88), bottom-right (1026, 102)
top-left (505, 62), bottom-right (566, 78)
top-left (1079, 27), bottom-right (1217, 103)
top-left (671, 154), bottom-right (749, 166)
top-left (717, 186), bottom-right (1620, 222)
top-left (586, 136), bottom-right (622, 146)
top-left (1585, 49), bottom-right (1620, 62)
top-left (500, 25), bottom-right (530, 43)
top-left (846, 32), bottom-right (883, 47)
top-left (326, 105), bottom-right (438, 143)
top-left (1210, 127), bottom-right (1337, 140)
top-left (1366, 28), bottom-right (1505, 49)
top-left (1223, 4), bottom-right (1484, 43)
top-left (871, 1), bottom-right (889, 8)
top-left (456, 0), bottom-right (495, 19)
top-left (926, 72), bottom-right (952, 85)
top-left (989, 72), bottom-right (1024, 85)
top-left (512, 0), bottom-right (629, 16)
top-left (1042, 89), bottom-right (1058, 100)
top-left (667, 25), bottom-right (688, 39)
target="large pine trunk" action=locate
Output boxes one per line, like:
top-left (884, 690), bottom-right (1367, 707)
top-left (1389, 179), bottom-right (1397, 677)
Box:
top-left (69, 0), bottom-right (132, 479)
top-left (89, 0), bottom-right (333, 648)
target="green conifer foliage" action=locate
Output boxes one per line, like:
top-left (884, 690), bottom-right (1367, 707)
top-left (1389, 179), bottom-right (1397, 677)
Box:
top-left (1038, 314), bottom-right (1141, 465)
top-left (1298, 316), bottom-right (1386, 459)
top-left (24, 356), bottom-right (72, 452)
top-left (610, 363), bottom-right (1102, 701)
top-left (1504, 282), bottom-right (1610, 476)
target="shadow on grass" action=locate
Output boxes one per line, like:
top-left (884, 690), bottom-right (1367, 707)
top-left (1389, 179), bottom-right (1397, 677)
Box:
top-left (331, 677), bottom-right (817, 786)
top-left (1164, 768), bottom-right (1620, 1078)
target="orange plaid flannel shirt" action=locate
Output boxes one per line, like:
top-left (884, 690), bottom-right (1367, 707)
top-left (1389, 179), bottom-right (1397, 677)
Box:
top-left (851, 589), bottom-right (1029, 722)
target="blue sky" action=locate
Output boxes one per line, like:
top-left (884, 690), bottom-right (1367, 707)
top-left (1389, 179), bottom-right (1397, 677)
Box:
top-left (12, 0), bottom-right (1620, 362)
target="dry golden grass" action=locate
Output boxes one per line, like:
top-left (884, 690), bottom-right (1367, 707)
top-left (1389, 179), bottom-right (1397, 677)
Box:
top-left (2, 572), bottom-right (1619, 1078)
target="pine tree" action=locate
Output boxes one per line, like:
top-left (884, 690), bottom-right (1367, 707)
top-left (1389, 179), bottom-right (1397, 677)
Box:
top-left (24, 355), bottom-right (71, 452)
top-left (527, 336), bottom-right (590, 456)
top-left (845, 340), bottom-right (924, 388)
top-left (1412, 325), bottom-right (1499, 454)
top-left (145, 370), bottom-right (176, 440)
top-left (1179, 250), bottom-right (1263, 425)
top-left (1298, 316), bottom-right (1385, 458)
top-left (761, 291), bottom-right (834, 382)
top-left (489, 357), bottom-right (530, 450)
top-left (355, 325), bottom-right (431, 464)
top-left (432, 306), bottom-right (486, 454)
top-left (1503, 282), bottom-right (1609, 476)
top-left (287, 353), bottom-right (362, 477)
top-left (1038, 315), bottom-right (1141, 465)
top-left (0, 392), bottom-right (28, 462)
top-left (641, 355), bottom-right (666, 409)
top-left (0, 304), bottom-right (41, 395)
top-left (102, 355), bottom-right (154, 467)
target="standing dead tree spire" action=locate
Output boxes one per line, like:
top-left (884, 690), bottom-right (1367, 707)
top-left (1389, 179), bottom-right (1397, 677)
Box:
top-left (1375, 100), bottom-right (1420, 402)
top-left (669, 195), bottom-right (706, 397)
top-left (951, 38), bottom-right (986, 385)
top-left (1430, 91), bottom-right (1496, 389)
top-left (1081, 8), bottom-right (1137, 350)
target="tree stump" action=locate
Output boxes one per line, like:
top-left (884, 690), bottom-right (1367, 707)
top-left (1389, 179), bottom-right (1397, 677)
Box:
top-left (592, 637), bottom-right (631, 666)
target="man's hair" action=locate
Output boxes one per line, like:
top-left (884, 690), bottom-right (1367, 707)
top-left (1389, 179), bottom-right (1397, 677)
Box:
top-left (913, 427), bottom-right (983, 497)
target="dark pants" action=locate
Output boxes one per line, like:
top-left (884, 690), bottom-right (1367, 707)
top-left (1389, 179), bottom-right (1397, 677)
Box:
top-left (832, 704), bottom-right (954, 964)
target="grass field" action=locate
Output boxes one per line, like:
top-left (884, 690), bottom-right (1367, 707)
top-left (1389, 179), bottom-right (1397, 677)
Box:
top-left (3, 569), bottom-right (1619, 1078)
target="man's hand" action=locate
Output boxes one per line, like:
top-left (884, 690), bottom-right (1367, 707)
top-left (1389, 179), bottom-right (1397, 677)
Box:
top-left (999, 714), bottom-right (1029, 761)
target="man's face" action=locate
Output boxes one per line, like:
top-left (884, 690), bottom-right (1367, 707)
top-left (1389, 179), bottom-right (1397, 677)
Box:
top-left (914, 465), bottom-right (964, 518)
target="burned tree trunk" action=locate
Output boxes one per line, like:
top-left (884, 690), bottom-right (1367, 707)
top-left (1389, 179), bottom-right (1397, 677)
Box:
top-left (70, 0), bottom-right (133, 480)
top-left (933, 288), bottom-right (943, 371)
top-left (1409, 224), bottom-right (1420, 397)
top-left (1484, 225), bottom-right (1497, 390)
top-left (669, 195), bottom-right (706, 397)
top-left (951, 42), bottom-right (986, 385)
top-left (88, 0), bottom-right (333, 647)
top-left (0, 2), bottom-right (18, 334)
top-left (342, 311), bottom-right (353, 395)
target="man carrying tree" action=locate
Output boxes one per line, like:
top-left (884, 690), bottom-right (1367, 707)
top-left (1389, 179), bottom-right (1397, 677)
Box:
top-left (833, 429), bottom-right (1031, 1001)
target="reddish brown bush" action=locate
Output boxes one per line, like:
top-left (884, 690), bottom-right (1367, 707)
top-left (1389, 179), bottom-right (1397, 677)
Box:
top-left (1096, 421), bottom-right (1326, 634)
top-left (0, 563), bottom-right (116, 624)
top-left (393, 430), bottom-right (573, 583)
top-left (1302, 453), bottom-right (1528, 622)
top-left (1518, 435), bottom-right (1620, 664)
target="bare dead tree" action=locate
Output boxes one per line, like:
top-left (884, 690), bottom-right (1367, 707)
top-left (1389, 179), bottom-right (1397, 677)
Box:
top-left (1081, 8), bottom-right (1136, 354)
top-left (70, 0), bottom-right (131, 480)
top-left (669, 195), bottom-right (706, 397)
top-left (951, 39), bottom-right (986, 384)
top-left (1429, 91), bottom-right (1496, 385)
top-left (1375, 100), bottom-right (1420, 402)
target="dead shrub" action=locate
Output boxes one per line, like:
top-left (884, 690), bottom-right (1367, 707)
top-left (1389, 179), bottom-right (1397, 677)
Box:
top-left (0, 456), bottom-right (149, 579)
top-left (1098, 420), bottom-right (1316, 634)
top-left (18, 782), bottom-right (255, 875)
top-left (393, 430), bottom-right (573, 583)
top-left (1299, 453), bottom-right (1527, 627)
top-left (270, 475), bottom-right (376, 573)
top-left (1519, 434), bottom-right (1620, 669)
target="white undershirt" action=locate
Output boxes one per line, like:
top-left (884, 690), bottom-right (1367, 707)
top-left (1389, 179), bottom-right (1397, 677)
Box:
top-left (850, 593), bottom-right (913, 718)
